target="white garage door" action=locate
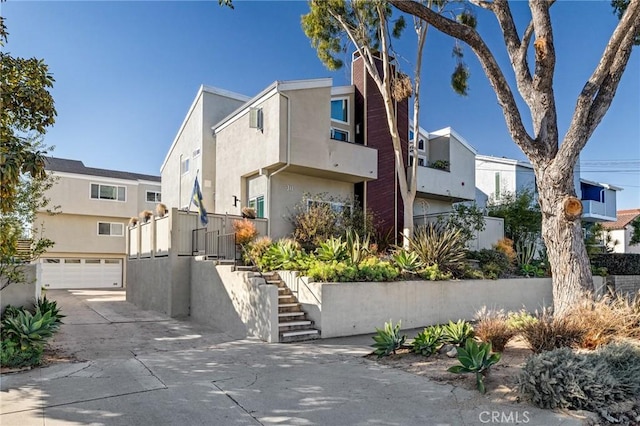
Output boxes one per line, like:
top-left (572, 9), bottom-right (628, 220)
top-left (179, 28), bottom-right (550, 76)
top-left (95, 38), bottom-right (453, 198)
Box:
top-left (41, 258), bottom-right (122, 289)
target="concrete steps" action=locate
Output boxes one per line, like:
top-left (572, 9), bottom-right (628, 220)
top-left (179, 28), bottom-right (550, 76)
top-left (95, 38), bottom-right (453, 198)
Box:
top-left (262, 272), bottom-right (321, 343)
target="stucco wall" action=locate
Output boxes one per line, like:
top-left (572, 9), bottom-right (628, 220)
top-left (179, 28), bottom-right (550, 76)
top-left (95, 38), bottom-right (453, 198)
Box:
top-left (37, 213), bottom-right (128, 254)
top-left (215, 91), bottom-right (282, 217)
top-left (44, 173), bottom-right (159, 218)
top-left (1, 265), bottom-right (41, 312)
top-left (190, 262), bottom-right (278, 342)
top-left (125, 255), bottom-right (190, 317)
top-left (279, 271), bottom-right (556, 338)
top-left (269, 172), bottom-right (355, 240)
top-left (161, 89), bottom-right (246, 212)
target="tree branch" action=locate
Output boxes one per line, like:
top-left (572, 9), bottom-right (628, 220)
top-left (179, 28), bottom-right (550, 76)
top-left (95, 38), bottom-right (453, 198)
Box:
top-left (389, 0), bottom-right (537, 155)
top-left (469, 0), bottom-right (494, 10)
top-left (529, 0), bottom-right (559, 156)
top-left (558, 13), bottom-right (640, 167)
top-left (559, 0), bottom-right (640, 163)
top-left (492, 0), bottom-right (533, 103)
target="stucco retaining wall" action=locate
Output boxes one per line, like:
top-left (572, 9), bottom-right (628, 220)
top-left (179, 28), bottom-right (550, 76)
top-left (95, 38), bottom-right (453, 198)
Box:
top-left (190, 263), bottom-right (279, 343)
top-left (279, 272), bottom-right (604, 338)
top-left (1, 264), bottom-right (41, 312)
top-left (126, 256), bottom-right (190, 317)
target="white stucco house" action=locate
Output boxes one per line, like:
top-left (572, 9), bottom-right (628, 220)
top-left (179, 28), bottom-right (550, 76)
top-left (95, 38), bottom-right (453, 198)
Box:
top-left (475, 154), bottom-right (621, 223)
top-left (602, 209), bottom-right (640, 253)
top-left (160, 55), bottom-right (478, 242)
top-left (37, 157), bottom-right (161, 289)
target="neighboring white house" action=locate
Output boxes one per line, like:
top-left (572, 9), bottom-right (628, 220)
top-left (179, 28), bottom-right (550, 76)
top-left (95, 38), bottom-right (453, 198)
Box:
top-left (602, 209), bottom-right (640, 253)
top-left (36, 157), bottom-right (161, 289)
top-left (475, 154), bottom-right (620, 223)
top-left (161, 55), bottom-right (478, 242)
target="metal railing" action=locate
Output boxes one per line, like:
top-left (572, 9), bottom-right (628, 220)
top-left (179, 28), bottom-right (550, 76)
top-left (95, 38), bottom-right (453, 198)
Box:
top-left (192, 228), bottom-right (207, 256)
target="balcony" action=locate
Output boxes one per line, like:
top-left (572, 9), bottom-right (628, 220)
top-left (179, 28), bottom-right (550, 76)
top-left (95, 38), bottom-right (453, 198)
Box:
top-left (288, 138), bottom-right (378, 183)
top-left (582, 200), bottom-right (616, 222)
top-left (412, 164), bottom-right (475, 202)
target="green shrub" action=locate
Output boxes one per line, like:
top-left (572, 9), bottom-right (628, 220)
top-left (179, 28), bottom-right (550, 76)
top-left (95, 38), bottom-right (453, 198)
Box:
top-left (442, 319), bottom-right (474, 346)
top-left (591, 253), bottom-right (640, 275)
top-left (448, 339), bottom-right (501, 394)
top-left (468, 249), bottom-right (513, 278)
top-left (520, 263), bottom-right (545, 278)
top-left (420, 264), bottom-right (451, 281)
top-left (411, 325), bottom-right (444, 356)
top-left (0, 338), bottom-right (44, 368)
top-left (306, 260), bottom-right (357, 282)
top-left (409, 223), bottom-right (468, 277)
top-left (505, 310), bottom-right (538, 331)
top-left (357, 258), bottom-right (399, 282)
top-left (518, 343), bottom-right (640, 423)
top-left (371, 320), bottom-right (406, 358)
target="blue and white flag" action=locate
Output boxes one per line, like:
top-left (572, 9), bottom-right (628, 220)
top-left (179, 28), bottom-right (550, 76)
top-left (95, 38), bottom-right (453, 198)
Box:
top-left (190, 176), bottom-right (209, 226)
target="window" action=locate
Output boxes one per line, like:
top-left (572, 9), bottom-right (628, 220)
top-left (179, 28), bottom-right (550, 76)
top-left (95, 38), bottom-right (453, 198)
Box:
top-left (181, 158), bottom-right (190, 175)
top-left (418, 139), bottom-right (425, 151)
top-left (409, 130), bottom-right (414, 141)
top-left (85, 259), bottom-right (101, 264)
top-left (248, 195), bottom-right (265, 218)
top-left (91, 183), bottom-right (126, 201)
top-left (146, 191), bottom-right (162, 202)
top-left (98, 222), bottom-right (124, 236)
top-left (105, 259), bottom-right (121, 264)
top-left (44, 258), bottom-right (60, 264)
top-left (331, 128), bottom-right (349, 142)
top-left (409, 155), bottom-right (426, 167)
top-left (495, 172), bottom-right (501, 199)
top-left (65, 259), bottom-right (81, 264)
top-left (192, 148), bottom-right (201, 158)
top-left (331, 98), bottom-right (348, 123)
top-left (306, 199), bottom-right (350, 214)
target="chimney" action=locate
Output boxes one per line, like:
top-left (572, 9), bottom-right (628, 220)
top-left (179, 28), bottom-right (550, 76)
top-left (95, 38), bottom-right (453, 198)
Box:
top-left (351, 53), bottom-right (409, 244)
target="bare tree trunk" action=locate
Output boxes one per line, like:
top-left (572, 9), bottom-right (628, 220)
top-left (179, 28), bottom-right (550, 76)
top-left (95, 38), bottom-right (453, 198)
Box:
top-left (536, 169), bottom-right (593, 316)
top-left (402, 192), bottom-right (416, 249)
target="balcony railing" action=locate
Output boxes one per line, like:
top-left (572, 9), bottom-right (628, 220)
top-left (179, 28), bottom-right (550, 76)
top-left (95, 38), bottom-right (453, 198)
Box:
top-left (127, 208), bottom-right (267, 261)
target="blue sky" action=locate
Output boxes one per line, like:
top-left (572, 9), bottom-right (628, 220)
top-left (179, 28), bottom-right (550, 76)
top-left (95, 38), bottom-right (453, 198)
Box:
top-left (3, 0), bottom-right (639, 209)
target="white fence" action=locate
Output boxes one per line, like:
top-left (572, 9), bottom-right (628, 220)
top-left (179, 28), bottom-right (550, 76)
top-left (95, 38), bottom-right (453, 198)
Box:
top-left (413, 213), bottom-right (504, 251)
top-left (127, 208), bottom-right (268, 260)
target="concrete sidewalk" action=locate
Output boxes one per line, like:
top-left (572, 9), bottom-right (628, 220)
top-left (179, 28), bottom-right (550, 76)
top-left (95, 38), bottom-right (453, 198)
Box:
top-left (1, 289), bottom-right (587, 426)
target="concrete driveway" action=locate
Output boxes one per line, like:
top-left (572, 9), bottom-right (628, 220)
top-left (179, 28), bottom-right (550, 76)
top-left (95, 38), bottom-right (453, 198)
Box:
top-left (1, 289), bottom-right (587, 426)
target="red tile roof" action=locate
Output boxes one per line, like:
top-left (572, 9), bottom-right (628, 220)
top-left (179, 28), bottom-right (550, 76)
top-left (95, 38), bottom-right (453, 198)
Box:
top-left (602, 209), bottom-right (640, 230)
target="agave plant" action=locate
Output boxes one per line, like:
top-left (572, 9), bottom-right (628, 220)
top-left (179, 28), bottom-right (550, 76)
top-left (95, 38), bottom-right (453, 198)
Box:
top-left (391, 249), bottom-right (423, 275)
top-left (315, 236), bottom-right (348, 262)
top-left (345, 228), bottom-right (370, 266)
top-left (442, 319), bottom-right (474, 346)
top-left (1, 309), bottom-right (59, 350)
top-left (259, 239), bottom-right (304, 271)
top-left (371, 320), bottom-right (406, 358)
top-left (411, 325), bottom-right (444, 356)
top-left (408, 223), bottom-right (467, 277)
top-left (448, 338), bottom-right (501, 394)
top-left (36, 295), bottom-right (65, 325)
